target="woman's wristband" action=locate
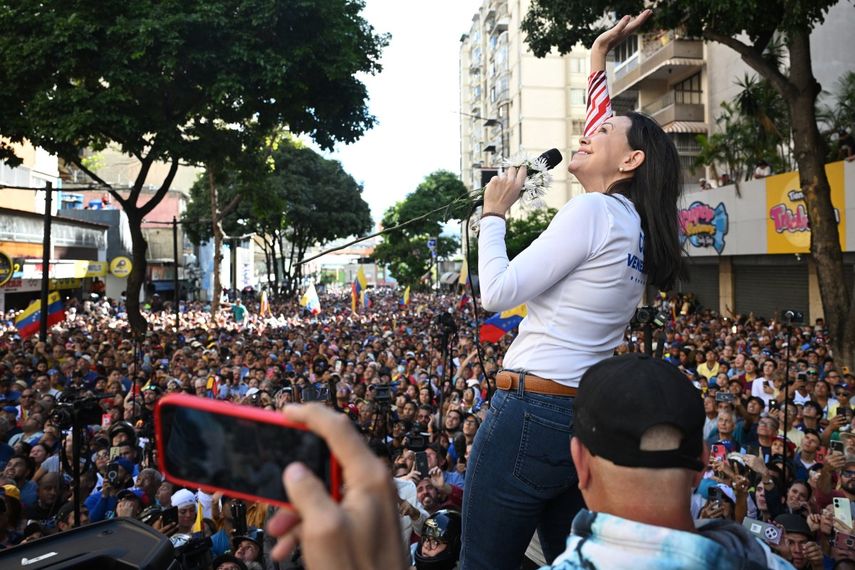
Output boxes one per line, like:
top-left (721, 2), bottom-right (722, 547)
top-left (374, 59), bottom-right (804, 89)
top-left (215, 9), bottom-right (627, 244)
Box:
top-left (481, 212), bottom-right (505, 221)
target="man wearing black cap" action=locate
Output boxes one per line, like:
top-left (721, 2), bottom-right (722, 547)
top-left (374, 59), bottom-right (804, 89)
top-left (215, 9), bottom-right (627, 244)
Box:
top-left (773, 513), bottom-right (823, 569)
top-left (548, 353), bottom-right (793, 569)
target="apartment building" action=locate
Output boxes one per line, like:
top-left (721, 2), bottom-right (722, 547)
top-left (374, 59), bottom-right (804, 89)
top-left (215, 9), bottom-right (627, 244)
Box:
top-left (459, 0), bottom-right (591, 209)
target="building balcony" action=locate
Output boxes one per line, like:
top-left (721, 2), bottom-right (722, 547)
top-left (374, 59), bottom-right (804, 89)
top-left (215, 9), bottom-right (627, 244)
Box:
top-left (641, 91), bottom-right (705, 125)
top-left (612, 37), bottom-right (703, 96)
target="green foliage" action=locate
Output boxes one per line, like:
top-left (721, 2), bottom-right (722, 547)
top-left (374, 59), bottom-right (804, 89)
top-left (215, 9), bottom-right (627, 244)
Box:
top-left (818, 71), bottom-right (855, 158)
top-left (373, 170), bottom-right (470, 286)
top-left (186, 139), bottom-right (372, 296)
top-left (466, 208), bottom-right (558, 267)
top-left (0, 1), bottom-right (388, 165)
top-left (522, 1), bottom-right (839, 57)
top-left (0, 0), bottom-right (386, 331)
top-left (696, 74), bottom-right (794, 184)
top-left (506, 208), bottom-right (559, 260)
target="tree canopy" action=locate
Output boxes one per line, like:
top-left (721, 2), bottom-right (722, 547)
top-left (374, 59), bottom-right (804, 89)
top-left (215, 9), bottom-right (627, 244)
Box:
top-left (184, 140), bottom-right (373, 297)
top-left (372, 170), bottom-right (470, 286)
top-left (0, 0), bottom-right (387, 333)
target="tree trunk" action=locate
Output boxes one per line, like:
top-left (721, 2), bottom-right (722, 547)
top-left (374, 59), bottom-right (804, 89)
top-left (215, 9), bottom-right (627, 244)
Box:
top-left (125, 209), bottom-right (149, 335)
top-left (786, 29), bottom-right (852, 367)
top-left (268, 234), bottom-right (281, 296)
top-left (209, 171), bottom-right (224, 316)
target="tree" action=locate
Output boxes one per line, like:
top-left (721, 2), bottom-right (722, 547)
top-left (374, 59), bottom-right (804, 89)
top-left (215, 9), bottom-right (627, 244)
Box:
top-left (185, 140), bottom-right (373, 298)
top-left (465, 208), bottom-right (558, 277)
top-left (272, 143), bottom-right (373, 296)
top-left (373, 170), bottom-right (470, 286)
top-left (0, 0), bottom-right (387, 334)
top-left (522, 0), bottom-right (855, 365)
top-left (504, 208), bottom-right (559, 260)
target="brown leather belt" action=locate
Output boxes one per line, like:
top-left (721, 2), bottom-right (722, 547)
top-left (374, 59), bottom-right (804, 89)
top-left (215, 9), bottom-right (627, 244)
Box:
top-left (496, 370), bottom-right (578, 397)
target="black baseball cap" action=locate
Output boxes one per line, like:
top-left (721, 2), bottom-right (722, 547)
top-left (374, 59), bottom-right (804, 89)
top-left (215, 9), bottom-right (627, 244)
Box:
top-left (575, 353), bottom-right (705, 471)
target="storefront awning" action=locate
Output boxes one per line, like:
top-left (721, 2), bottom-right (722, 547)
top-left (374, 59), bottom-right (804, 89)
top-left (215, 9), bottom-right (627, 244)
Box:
top-left (663, 121), bottom-right (708, 134)
top-left (440, 271), bottom-right (460, 285)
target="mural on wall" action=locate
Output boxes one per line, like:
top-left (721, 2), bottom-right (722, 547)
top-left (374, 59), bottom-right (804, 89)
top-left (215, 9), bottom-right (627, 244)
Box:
top-left (679, 201), bottom-right (729, 254)
top-left (765, 162), bottom-right (846, 254)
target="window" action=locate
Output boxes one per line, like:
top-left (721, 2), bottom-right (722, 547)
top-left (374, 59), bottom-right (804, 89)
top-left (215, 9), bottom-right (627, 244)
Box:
top-left (613, 36), bottom-right (638, 64)
top-left (571, 120), bottom-right (585, 134)
top-left (674, 73), bottom-right (703, 105)
top-left (570, 88), bottom-right (585, 105)
top-left (570, 57), bottom-right (585, 74)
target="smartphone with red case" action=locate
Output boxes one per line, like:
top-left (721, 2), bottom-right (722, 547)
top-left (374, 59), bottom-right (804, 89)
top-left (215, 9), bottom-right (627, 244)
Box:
top-left (711, 443), bottom-right (727, 461)
top-left (816, 446), bottom-right (827, 464)
top-left (155, 393), bottom-right (342, 509)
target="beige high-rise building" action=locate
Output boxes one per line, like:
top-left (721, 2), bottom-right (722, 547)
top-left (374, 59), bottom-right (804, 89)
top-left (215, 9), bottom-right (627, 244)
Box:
top-left (459, 0), bottom-right (590, 210)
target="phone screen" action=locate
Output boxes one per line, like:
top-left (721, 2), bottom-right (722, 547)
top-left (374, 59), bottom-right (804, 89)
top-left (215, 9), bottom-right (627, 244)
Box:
top-left (415, 451), bottom-right (429, 475)
top-left (161, 506), bottom-right (178, 526)
top-left (158, 400), bottom-right (333, 505)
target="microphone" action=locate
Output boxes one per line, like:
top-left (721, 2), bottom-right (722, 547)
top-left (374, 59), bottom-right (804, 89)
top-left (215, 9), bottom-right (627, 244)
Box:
top-left (472, 148), bottom-right (563, 209)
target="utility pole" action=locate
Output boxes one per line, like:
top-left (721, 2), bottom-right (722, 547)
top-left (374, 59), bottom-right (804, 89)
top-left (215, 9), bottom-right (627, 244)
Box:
top-left (39, 181), bottom-right (53, 342)
top-left (172, 217), bottom-right (180, 333)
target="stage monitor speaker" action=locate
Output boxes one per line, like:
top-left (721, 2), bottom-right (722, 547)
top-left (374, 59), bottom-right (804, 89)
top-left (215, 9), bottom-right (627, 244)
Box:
top-left (0, 517), bottom-right (175, 569)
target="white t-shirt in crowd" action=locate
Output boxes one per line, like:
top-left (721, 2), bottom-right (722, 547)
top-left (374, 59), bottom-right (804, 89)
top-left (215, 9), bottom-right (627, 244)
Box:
top-left (478, 192), bottom-right (646, 385)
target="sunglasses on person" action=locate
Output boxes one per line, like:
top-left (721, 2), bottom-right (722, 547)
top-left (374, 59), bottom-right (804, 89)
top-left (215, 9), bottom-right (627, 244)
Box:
top-left (843, 470), bottom-right (855, 479)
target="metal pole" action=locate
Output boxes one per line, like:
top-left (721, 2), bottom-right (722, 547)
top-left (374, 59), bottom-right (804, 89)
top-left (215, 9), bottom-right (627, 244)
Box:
top-left (231, 238), bottom-right (238, 297)
top-left (39, 181), bottom-right (53, 342)
top-left (173, 216), bottom-right (180, 333)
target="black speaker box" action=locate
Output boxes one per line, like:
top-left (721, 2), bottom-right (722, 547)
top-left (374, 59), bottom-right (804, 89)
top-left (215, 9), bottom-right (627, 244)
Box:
top-left (0, 517), bottom-right (175, 569)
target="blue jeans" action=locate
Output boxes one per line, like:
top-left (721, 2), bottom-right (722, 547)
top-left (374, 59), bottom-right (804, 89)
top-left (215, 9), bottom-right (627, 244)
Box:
top-left (460, 384), bottom-right (584, 570)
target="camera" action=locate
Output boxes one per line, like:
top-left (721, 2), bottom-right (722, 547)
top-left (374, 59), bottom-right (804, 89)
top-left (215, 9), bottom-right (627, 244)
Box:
top-left (782, 309), bottom-right (805, 324)
top-left (372, 383), bottom-right (391, 404)
top-left (50, 387), bottom-right (104, 429)
top-left (633, 306), bottom-right (668, 328)
top-left (407, 431), bottom-right (428, 452)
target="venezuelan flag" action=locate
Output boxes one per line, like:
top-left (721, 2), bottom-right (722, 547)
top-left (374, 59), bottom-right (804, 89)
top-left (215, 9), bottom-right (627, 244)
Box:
top-left (351, 266), bottom-right (367, 312)
top-left (479, 304), bottom-right (527, 343)
top-left (15, 292), bottom-right (65, 339)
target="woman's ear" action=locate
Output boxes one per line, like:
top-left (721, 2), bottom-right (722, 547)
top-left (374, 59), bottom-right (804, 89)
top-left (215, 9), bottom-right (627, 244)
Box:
top-left (621, 149), bottom-right (645, 173)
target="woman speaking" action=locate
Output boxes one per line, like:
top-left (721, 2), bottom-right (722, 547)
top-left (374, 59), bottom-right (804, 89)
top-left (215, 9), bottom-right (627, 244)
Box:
top-left (460, 10), bottom-right (685, 569)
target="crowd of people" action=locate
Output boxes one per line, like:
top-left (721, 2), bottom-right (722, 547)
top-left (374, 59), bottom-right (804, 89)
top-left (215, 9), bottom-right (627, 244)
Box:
top-left (0, 285), bottom-right (852, 569)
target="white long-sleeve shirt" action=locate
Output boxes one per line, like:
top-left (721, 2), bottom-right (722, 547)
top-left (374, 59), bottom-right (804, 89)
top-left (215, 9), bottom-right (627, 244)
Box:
top-left (478, 192), bottom-right (646, 386)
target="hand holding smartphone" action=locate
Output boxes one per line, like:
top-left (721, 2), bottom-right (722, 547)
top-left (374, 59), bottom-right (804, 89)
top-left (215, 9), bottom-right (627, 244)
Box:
top-left (155, 394), bottom-right (342, 508)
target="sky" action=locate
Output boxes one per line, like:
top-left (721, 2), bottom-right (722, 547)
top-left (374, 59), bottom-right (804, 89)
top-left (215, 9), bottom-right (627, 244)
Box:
top-left (312, 0), bottom-right (484, 225)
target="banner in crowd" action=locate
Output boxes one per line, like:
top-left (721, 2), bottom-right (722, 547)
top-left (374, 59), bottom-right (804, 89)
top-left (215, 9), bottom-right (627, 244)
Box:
top-left (678, 159), bottom-right (852, 257)
top-left (14, 291), bottom-right (65, 338)
top-left (479, 304), bottom-right (527, 343)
